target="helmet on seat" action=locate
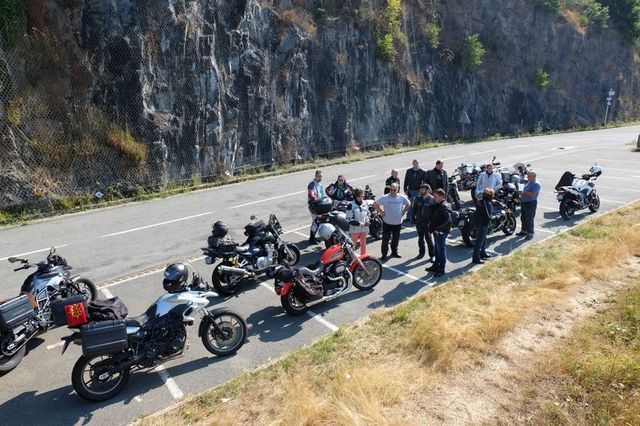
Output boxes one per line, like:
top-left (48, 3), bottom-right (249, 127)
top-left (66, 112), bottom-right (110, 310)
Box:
top-left (589, 165), bottom-right (603, 177)
top-left (211, 220), bottom-right (229, 237)
top-left (310, 197), bottom-right (333, 215)
top-left (317, 223), bottom-right (336, 241)
top-left (163, 263), bottom-right (189, 293)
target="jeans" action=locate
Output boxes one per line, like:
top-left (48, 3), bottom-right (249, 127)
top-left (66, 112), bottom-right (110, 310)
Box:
top-left (381, 222), bottom-right (401, 256)
top-left (473, 224), bottom-right (489, 261)
top-left (433, 231), bottom-right (448, 274)
top-left (407, 189), bottom-right (418, 221)
top-left (521, 200), bottom-right (537, 235)
top-left (416, 223), bottom-right (435, 258)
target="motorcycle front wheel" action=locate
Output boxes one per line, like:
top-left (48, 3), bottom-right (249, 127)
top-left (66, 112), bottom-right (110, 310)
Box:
top-left (279, 244), bottom-right (301, 267)
top-left (211, 262), bottom-right (246, 295)
top-left (69, 277), bottom-right (98, 301)
top-left (281, 291), bottom-right (308, 316)
top-left (0, 334), bottom-right (26, 373)
top-left (352, 258), bottom-right (383, 290)
top-left (201, 310), bottom-right (247, 356)
top-left (369, 218), bottom-right (383, 240)
top-left (461, 223), bottom-right (476, 247)
top-left (72, 354), bottom-right (130, 401)
top-left (503, 213), bottom-right (517, 235)
top-left (559, 200), bottom-right (576, 220)
top-left (588, 195), bottom-right (600, 213)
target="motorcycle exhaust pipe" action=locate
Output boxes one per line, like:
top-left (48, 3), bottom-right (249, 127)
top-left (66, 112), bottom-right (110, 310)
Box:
top-left (217, 265), bottom-right (253, 276)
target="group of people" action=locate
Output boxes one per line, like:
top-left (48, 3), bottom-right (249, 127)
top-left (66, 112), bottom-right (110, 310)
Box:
top-left (306, 158), bottom-right (540, 279)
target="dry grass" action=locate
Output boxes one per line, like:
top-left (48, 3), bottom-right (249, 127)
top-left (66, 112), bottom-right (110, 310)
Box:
top-left (563, 10), bottom-right (587, 36)
top-left (281, 9), bottom-right (317, 38)
top-left (140, 203), bottom-right (640, 425)
top-left (107, 125), bottom-right (148, 163)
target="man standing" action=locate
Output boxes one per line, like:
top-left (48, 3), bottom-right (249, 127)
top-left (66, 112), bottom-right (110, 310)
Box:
top-left (517, 170), bottom-right (540, 240)
top-left (404, 160), bottom-right (426, 222)
top-left (384, 169), bottom-right (401, 195)
top-left (413, 184), bottom-right (435, 261)
top-left (474, 163), bottom-right (502, 200)
top-left (425, 160), bottom-right (448, 196)
top-left (427, 189), bottom-right (452, 278)
top-left (307, 170), bottom-right (324, 244)
top-left (374, 183), bottom-right (410, 260)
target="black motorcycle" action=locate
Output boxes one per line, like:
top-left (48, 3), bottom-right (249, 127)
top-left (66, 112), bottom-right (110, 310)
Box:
top-left (0, 248), bottom-right (97, 373)
top-left (364, 185), bottom-right (383, 240)
top-left (202, 214), bottom-right (301, 295)
top-left (446, 173), bottom-right (462, 210)
top-left (456, 200), bottom-right (517, 247)
top-left (61, 264), bottom-right (247, 401)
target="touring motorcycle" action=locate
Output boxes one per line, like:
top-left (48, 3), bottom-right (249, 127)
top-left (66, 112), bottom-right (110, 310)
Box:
top-left (456, 200), bottom-right (517, 247)
top-left (555, 166), bottom-right (603, 220)
top-left (0, 248), bottom-right (96, 373)
top-left (61, 263), bottom-right (247, 401)
top-left (271, 216), bottom-right (383, 315)
top-left (202, 214), bottom-right (300, 295)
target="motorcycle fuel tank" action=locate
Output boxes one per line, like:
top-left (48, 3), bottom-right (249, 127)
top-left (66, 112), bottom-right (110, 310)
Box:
top-left (320, 245), bottom-right (344, 265)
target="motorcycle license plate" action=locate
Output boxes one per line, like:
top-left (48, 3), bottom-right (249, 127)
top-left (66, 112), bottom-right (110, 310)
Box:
top-left (205, 256), bottom-right (214, 265)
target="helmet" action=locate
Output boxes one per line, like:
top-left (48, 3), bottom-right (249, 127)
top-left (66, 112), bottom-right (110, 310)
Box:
top-left (163, 263), bottom-right (188, 293)
top-left (310, 197), bottom-right (333, 215)
top-left (317, 223), bottom-right (336, 241)
top-left (212, 220), bottom-right (229, 238)
top-left (589, 165), bottom-right (603, 177)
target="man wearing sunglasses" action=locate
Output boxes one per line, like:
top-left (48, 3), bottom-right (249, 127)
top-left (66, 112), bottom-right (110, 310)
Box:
top-left (374, 183), bottom-right (410, 260)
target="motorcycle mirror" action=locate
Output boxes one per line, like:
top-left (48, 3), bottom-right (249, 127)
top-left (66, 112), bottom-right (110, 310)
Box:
top-left (7, 257), bottom-right (18, 263)
top-left (49, 247), bottom-right (56, 254)
top-left (250, 215), bottom-right (257, 220)
top-left (365, 184), bottom-right (370, 190)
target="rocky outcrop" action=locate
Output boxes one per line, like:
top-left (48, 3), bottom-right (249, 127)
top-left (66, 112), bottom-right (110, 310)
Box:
top-left (0, 0), bottom-right (639, 210)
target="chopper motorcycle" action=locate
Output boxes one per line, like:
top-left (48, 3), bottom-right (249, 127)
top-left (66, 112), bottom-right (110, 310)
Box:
top-left (202, 214), bottom-right (301, 295)
top-left (0, 248), bottom-right (97, 373)
top-left (61, 263), bottom-right (247, 401)
top-left (271, 216), bottom-right (383, 315)
top-left (555, 166), bottom-right (603, 220)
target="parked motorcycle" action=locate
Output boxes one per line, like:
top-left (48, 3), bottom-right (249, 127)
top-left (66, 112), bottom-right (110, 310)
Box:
top-left (271, 217), bottom-right (383, 315)
top-left (454, 163), bottom-right (481, 194)
top-left (555, 166), bottom-right (603, 220)
top-left (364, 185), bottom-right (383, 240)
top-left (0, 248), bottom-right (97, 373)
top-left (202, 214), bottom-right (301, 295)
top-left (447, 173), bottom-right (462, 210)
top-left (61, 263), bottom-right (247, 401)
top-left (457, 200), bottom-right (517, 247)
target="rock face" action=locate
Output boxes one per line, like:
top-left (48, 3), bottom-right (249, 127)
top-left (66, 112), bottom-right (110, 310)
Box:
top-left (1, 0), bottom-right (639, 209)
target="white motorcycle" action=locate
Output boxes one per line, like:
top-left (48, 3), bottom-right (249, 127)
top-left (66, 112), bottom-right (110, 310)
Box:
top-left (555, 166), bottom-right (603, 220)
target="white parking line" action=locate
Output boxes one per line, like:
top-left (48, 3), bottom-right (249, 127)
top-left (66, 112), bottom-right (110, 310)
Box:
top-left (155, 364), bottom-right (184, 399)
top-left (597, 185), bottom-right (640, 193)
top-left (306, 310), bottom-right (339, 332)
top-left (100, 212), bottom-right (212, 238)
top-left (46, 341), bottom-right (64, 350)
top-left (294, 231), bottom-right (308, 239)
top-left (0, 244), bottom-right (69, 262)
top-left (535, 228), bottom-right (556, 235)
top-left (101, 288), bottom-right (114, 298)
top-left (382, 264), bottom-right (432, 286)
top-left (283, 224), bottom-right (310, 234)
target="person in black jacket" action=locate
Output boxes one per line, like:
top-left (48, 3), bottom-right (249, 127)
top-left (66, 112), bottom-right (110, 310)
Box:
top-left (426, 189), bottom-right (451, 278)
top-left (425, 160), bottom-right (448, 196)
top-left (384, 169), bottom-right (401, 194)
top-left (404, 160), bottom-right (426, 222)
top-left (413, 184), bottom-right (435, 261)
top-left (472, 188), bottom-right (494, 264)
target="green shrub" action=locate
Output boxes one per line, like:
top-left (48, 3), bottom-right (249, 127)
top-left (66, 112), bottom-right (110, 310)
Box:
top-left (423, 22), bottom-right (441, 49)
top-left (462, 34), bottom-right (486, 72)
top-left (598, 0), bottom-right (640, 44)
top-left (376, 33), bottom-right (395, 61)
top-left (534, 68), bottom-right (550, 88)
top-left (582, 1), bottom-right (609, 29)
top-left (375, 0), bottom-right (403, 62)
top-left (535, 0), bottom-right (561, 13)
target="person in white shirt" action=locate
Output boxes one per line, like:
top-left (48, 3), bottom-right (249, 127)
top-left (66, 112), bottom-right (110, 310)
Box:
top-left (475, 164), bottom-right (502, 199)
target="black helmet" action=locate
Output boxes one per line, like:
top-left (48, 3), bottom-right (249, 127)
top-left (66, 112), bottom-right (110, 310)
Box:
top-left (212, 220), bottom-right (229, 237)
top-left (163, 263), bottom-right (188, 293)
top-left (310, 197), bottom-right (333, 215)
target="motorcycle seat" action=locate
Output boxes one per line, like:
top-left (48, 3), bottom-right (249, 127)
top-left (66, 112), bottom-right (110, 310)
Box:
top-left (125, 304), bottom-right (157, 328)
top-left (235, 244), bottom-right (250, 253)
top-left (298, 262), bottom-right (323, 277)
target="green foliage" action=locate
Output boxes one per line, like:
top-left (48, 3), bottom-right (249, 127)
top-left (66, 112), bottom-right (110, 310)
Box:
top-left (598, 0), bottom-right (640, 44)
top-left (376, 0), bottom-right (403, 62)
top-left (581, 0), bottom-right (609, 29)
top-left (376, 33), bottom-right (395, 61)
top-left (535, 0), bottom-right (561, 13)
top-left (107, 125), bottom-right (149, 163)
top-left (462, 34), bottom-right (486, 72)
top-left (0, 0), bottom-right (25, 47)
top-left (6, 99), bottom-right (21, 126)
top-left (534, 67), bottom-right (550, 88)
top-left (423, 22), bottom-right (441, 49)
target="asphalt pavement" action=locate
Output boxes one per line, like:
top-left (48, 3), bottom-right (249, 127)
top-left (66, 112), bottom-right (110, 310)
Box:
top-left (0, 126), bottom-right (639, 425)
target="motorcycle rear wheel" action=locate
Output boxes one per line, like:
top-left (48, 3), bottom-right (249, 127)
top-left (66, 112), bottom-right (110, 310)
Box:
top-left (461, 224), bottom-right (476, 247)
top-left (559, 200), bottom-right (575, 220)
top-left (0, 336), bottom-right (26, 374)
top-left (352, 258), bottom-right (383, 290)
top-left (281, 291), bottom-right (308, 316)
top-left (72, 354), bottom-right (130, 401)
top-left (503, 213), bottom-right (517, 235)
top-left (588, 195), bottom-right (600, 213)
top-left (201, 310), bottom-right (247, 356)
top-left (211, 262), bottom-right (247, 295)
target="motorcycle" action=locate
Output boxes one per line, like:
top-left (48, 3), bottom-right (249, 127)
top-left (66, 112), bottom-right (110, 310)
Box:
top-left (0, 248), bottom-right (97, 373)
top-left (456, 200), bottom-right (517, 247)
top-left (271, 217), bottom-right (383, 315)
top-left (202, 214), bottom-right (301, 295)
top-left (364, 185), bottom-right (383, 240)
top-left (454, 163), bottom-right (482, 194)
top-left (555, 166), bottom-right (603, 220)
top-left (447, 173), bottom-right (462, 210)
top-left (61, 263), bottom-right (247, 401)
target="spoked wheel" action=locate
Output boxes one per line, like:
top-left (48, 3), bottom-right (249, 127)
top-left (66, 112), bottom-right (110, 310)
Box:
top-left (211, 263), bottom-right (246, 295)
top-left (503, 213), bottom-right (517, 235)
top-left (281, 291), bottom-right (308, 316)
top-left (588, 195), bottom-right (600, 213)
top-left (72, 354), bottom-right (130, 401)
top-left (369, 219), bottom-right (383, 240)
top-left (279, 244), bottom-right (301, 267)
top-left (201, 310), bottom-right (247, 356)
top-left (352, 258), bottom-right (383, 290)
top-left (559, 200), bottom-right (576, 220)
top-left (69, 277), bottom-right (98, 301)
top-left (461, 224), bottom-right (477, 247)
top-left (0, 334), bottom-right (26, 373)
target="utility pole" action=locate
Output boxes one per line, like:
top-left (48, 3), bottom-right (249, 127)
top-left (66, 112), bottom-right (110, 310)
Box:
top-left (459, 110), bottom-right (471, 139)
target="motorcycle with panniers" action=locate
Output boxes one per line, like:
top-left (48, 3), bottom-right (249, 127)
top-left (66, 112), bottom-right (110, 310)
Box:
top-left (271, 207), bottom-right (383, 315)
top-left (555, 166), bottom-right (603, 220)
top-left (60, 263), bottom-right (247, 401)
top-left (0, 248), bottom-right (97, 373)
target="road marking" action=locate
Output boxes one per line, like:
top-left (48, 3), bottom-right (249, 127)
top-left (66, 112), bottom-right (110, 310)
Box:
top-left (100, 212), bottom-right (212, 238)
top-left (294, 231), bottom-right (308, 239)
top-left (98, 256), bottom-right (206, 290)
top-left (155, 364), bottom-right (184, 399)
top-left (596, 185), bottom-right (640, 193)
top-left (601, 199), bottom-right (626, 205)
top-left (534, 228), bottom-right (556, 235)
top-left (0, 244), bottom-right (69, 262)
top-left (283, 224), bottom-right (310, 234)
top-left (382, 264), bottom-right (432, 286)
top-left (443, 155), bottom-right (464, 160)
top-left (307, 310), bottom-right (339, 332)
top-left (539, 205), bottom-right (558, 211)
top-left (101, 288), bottom-right (114, 298)
top-left (47, 341), bottom-right (64, 350)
